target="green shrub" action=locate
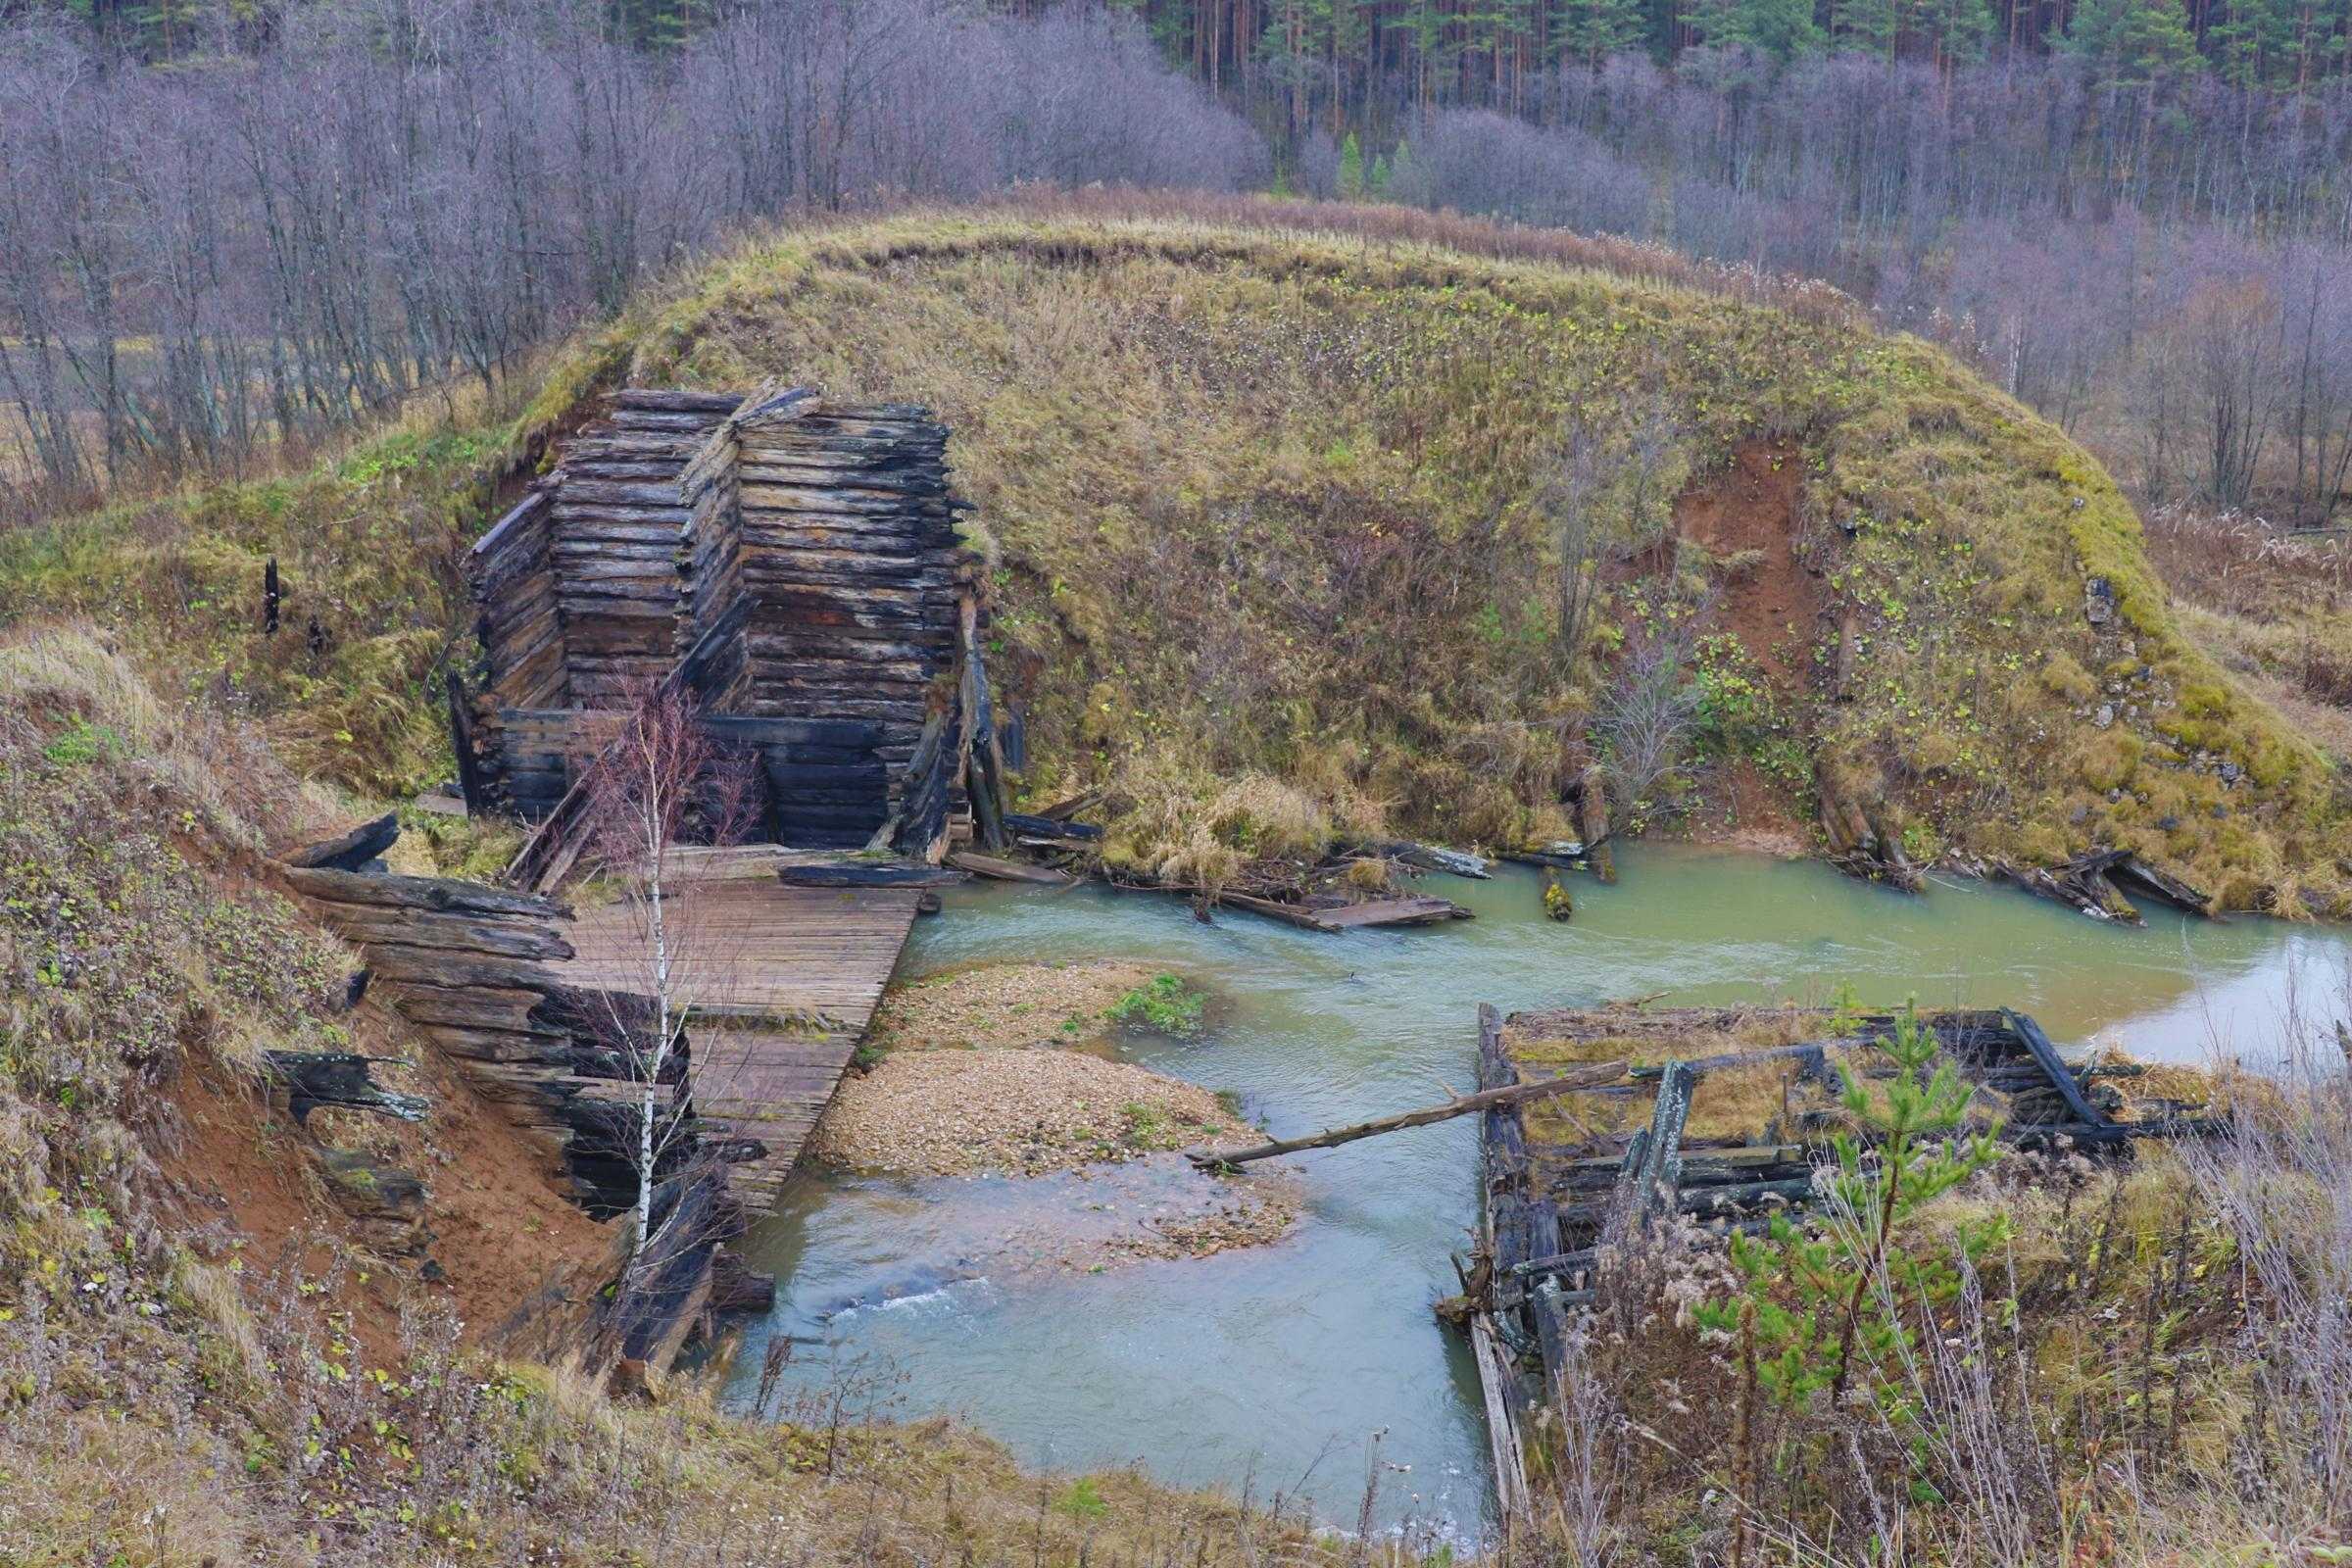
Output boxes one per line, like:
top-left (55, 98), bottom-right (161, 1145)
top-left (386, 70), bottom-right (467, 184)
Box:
top-left (1106, 974), bottom-right (1206, 1036)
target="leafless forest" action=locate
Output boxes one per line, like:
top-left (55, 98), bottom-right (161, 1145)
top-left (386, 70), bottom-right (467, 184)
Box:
top-left (1, 0), bottom-right (2349, 524)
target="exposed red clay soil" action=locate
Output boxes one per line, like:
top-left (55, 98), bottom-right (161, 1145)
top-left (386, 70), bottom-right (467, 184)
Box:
top-left (154, 1000), bottom-right (612, 1365)
top-left (1679, 441), bottom-right (1821, 684)
top-left (1675, 441), bottom-right (1824, 850)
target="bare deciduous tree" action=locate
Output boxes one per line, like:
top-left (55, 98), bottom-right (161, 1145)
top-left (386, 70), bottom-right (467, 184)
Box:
top-left (573, 680), bottom-right (759, 1273)
top-left (1542, 414), bottom-right (1608, 680)
top-left (1592, 615), bottom-right (1704, 828)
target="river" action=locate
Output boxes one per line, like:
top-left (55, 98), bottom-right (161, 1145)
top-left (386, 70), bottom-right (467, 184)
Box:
top-left (726, 845), bottom-right (2351, 1538)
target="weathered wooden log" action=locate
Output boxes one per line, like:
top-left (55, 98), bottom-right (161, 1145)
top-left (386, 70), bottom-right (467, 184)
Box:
top-left (773, 858), bottom-right (967, 888)
top-left (283, 864), bottom-right (567, 921)
top-left (282, 812), bottom-right (401, 872)
top-left (2002, 1009), bottom-right (2112, 1128)
top-left (1570, 767), bottom-right (1615, 883)
top-left (265, 1052), bottom-right (429, 1123)
top-left (308, 906), bottom-right (576, 962)
top-left (1629, 1040), bottom-right (1841, 1080)
top-left (1351, 839), bottom-right (1493, 878)
top-left (1188, 1058), bottom-right (1626, 1168)
top-left (947, 851), bottom-right (1071, 886)
top-left (1679, 1176), bottom-right (1819, 1214)
top-left (1005, 811), bottom-right (1102, 842)
top-left (447, 671), bottom-right (485, 814)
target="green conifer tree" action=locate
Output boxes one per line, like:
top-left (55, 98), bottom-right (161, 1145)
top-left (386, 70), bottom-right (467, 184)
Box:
top-left (1693, 0), bottom-right (1826, 59)
top-left (1560, 0), bottom-right (1649, 65)
top-left (1338, 130), bottom-right (1365, 198)
top-left (2065, 0), bottom-right (2199, 83)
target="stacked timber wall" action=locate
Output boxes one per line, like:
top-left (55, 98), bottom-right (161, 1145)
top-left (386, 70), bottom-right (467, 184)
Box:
top-left (280, 862), bottom-right (719, 1213)
top-left (463, 387), bottom-right (978, 852)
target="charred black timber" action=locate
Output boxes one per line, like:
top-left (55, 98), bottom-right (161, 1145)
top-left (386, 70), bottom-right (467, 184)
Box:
top-left (2002, 1008), bottom-right (2114, 1128)
top-left (282, 812), bottom-right (402, 872)
top-left (1005, 811), bottom-right (1102, 842)
top-left (773, 860), bottom-right (966, 888)
top-left (265, 1052), bottom-right (429, 1124)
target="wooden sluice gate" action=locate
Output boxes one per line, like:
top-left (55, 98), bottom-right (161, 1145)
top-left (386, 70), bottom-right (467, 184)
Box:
top-left (1458, 1000), bottom-right (2225, 1508)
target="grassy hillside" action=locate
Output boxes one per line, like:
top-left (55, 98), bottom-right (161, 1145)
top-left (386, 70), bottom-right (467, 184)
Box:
top-left (0, 627), bottom-right (1329, 1567)
top-left (592, 210), bottom-right (2349, 914)
top-left (2, 200), bottom-right (2344, 912)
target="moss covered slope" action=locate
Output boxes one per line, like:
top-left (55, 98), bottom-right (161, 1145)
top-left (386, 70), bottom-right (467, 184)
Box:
top-left (571, 212), bottom-right (2344, 914)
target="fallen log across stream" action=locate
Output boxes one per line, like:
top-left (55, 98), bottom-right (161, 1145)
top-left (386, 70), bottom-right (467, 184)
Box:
top-left (1185, 1058), bottom-right (1628, 1168)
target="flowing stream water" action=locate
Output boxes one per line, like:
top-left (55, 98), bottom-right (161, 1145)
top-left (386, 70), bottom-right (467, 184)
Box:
top-left (727, 846), bottom-right (2351, 1537)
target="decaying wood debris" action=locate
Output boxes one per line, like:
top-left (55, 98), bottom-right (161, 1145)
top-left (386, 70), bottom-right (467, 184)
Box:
top-left (1985, 847), bottom-right (2215, 922)
top-left (1457, 999), bottom-right (2228, 1496)
top-left (461, 386), bottom-right (1014, 888)
top-left (274, 819), bottom-right (779, 1353)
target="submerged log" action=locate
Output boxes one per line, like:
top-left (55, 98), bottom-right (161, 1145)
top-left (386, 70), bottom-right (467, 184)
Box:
top-left (1215, 891), bottom-right (1471, 933)
top-left (1997, 848), bottom-right (2214, 923)
top-left (1352, 839), bottom-right (1493, 879)
top-left (1187, 1058), bottom-right (1627, 1168)
top-left (947, 851), bottom-right (1072, 886)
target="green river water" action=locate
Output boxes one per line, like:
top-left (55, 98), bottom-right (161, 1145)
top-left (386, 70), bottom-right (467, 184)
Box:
top-left (727, 846), bottom-right (2351, 1538)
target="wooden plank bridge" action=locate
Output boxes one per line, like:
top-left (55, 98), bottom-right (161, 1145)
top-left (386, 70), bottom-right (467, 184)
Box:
top-left (555, 852), bottom-right (924, 1211)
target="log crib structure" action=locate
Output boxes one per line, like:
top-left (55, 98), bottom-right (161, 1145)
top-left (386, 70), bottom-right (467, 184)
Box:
top-left (461, 385), bottom-right (1006, 876)
top-left (422, 385), bottom-right (1017, 1223)
top-left (1458, 1002), bottom-right (2223, 1511)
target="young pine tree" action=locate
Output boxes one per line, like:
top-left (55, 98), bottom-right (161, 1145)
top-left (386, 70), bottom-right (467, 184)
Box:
top-left (1696, 1004), bottom-right (2008, 1418)
top-left (1338, 131), bottom-right (1365, 199)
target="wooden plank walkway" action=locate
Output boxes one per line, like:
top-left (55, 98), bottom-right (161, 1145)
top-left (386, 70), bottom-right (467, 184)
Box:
top-left (556, 862), bottom-right (921, 1211)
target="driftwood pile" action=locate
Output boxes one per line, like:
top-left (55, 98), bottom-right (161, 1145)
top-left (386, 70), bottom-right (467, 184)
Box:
top-left (1990, 847), bottom-right (2214, 922)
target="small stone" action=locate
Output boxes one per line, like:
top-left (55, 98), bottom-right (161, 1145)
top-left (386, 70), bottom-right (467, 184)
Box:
top-left (2083, 576), bottom-right (2117, 627)
top-left (2093, 704), bottom-right (2115, 730)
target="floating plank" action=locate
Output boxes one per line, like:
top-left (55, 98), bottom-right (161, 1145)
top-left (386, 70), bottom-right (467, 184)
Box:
top-left (947, 851), bottom-right (1072, 886)
top-left (1215, 891), bottom-right (1472, 933)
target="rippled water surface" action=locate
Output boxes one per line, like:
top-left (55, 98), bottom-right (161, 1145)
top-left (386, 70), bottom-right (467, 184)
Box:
top-left (729, 846), bottom-right (2351, 1535)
